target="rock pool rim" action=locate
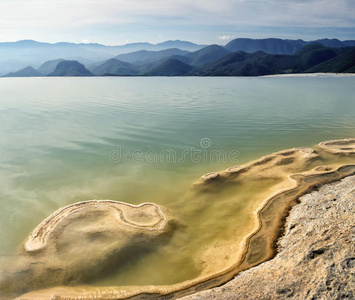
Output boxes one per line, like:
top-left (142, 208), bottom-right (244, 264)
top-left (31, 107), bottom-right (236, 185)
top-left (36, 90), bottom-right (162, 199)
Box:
top-left (25, 201), bottom-right (168, 253)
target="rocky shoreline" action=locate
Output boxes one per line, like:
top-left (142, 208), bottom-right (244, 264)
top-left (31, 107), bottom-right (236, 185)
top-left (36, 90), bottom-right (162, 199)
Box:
top-left (180, 175), bottom-right (355, 299)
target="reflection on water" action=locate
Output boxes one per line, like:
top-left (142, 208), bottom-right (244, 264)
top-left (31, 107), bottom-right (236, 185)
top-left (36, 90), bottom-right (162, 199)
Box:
top-left (0, 77), bottom-right (354, 295)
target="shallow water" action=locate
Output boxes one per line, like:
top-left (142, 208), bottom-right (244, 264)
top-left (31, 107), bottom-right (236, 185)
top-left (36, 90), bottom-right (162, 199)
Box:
top-left (0, 76), bottom-right (354, 292)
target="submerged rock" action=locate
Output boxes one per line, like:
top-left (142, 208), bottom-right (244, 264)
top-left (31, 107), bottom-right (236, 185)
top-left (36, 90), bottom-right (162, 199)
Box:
top-left (0, 200), bottom-right (177, 298)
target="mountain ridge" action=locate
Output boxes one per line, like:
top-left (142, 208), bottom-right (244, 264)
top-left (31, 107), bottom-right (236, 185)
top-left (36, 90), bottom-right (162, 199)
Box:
top-left (89, 58), bottom-right (139, 76)
top-left (2, 38), bottom-right (355, 77)
top-left (0, 39), bottom-right (205, 75)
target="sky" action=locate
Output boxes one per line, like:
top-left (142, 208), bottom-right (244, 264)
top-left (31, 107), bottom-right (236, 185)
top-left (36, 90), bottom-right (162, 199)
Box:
top-left (0, 0), bottom-right (354, 45)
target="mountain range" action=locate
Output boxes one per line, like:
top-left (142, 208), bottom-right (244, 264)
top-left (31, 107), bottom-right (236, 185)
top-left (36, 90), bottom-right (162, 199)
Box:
top-left (2, 38), bottom-right (355, 77)
top-left (0, 40), bottom-right (204, 76)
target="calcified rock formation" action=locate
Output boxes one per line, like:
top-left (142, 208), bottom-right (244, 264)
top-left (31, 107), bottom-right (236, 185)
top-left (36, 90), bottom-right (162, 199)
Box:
top-left (180, 174), bottom-right (355, 299)
top-left (319, 138), bottom-right (355, 155)
top-left (0, 201), bottom-right (177, 298)
top-left (6, 139), bottom-right (355, 300)
top-left (195, 146), bottom-right (319, 186)
top-left (25, 201), bottom-right (171, 252)
top-left (192, 142), bottom-right (355, 276)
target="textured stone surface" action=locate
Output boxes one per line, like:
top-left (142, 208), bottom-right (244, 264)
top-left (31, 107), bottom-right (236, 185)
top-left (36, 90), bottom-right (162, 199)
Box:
top-left (0, 201), bottom-right (177, 299)
top-left (319, 138), bottom-right (355, 155)
top-left (180, 175), bottom-right (355, 300)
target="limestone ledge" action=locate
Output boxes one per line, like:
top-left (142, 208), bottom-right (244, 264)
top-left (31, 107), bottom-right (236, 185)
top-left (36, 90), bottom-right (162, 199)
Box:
top-left (180, 174), bottom-right (355, 299)
top-left (195, 147), bottom-right (321, 186)
top-left (319, 138), bottom-right (355, 155)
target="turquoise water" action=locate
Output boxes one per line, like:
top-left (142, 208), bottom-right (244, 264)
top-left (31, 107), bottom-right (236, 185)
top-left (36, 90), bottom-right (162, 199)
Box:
top-left (0, 76), bottom-right (354, 287)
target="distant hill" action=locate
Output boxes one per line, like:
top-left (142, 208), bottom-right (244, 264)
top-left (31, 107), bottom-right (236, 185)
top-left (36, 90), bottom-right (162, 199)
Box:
top-left (194, 45), bottom-right (355, 76)
top-left (4, 66), bottom-right (43, 77)
top-left (143, 58), bottom-right (193, 76)
top-left (224, 38), bottom-right (306, 55)
top-left (185, 45), bottom-right (231, 66)
top-left (110, 45), bottom-right (229, 71)
top-left (89, 58), bottom-right (139, 76)
top-left (293, 44), bottom-right (337, 71)
top-left (115, 48), bottom-right (190, 66)
top-left (305, 49), bottom-right (355, 73)
top-left (194, 51), bottom-right (278, 76)
top-left (37, 59), bottom-right (65, 75)
top-left (49, 60), bottom-right (93, 76)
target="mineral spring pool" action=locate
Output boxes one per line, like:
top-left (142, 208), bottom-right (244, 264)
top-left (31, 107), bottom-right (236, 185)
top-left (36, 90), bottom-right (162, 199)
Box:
top-left (0, 76), bottom-right (354, 298)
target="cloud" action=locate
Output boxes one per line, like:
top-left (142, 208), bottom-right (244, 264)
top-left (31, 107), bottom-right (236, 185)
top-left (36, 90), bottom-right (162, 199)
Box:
top-left (0, 0), bottom-right (354, 43)
top-left (218, 35), bottom-right (236, 41)
top-left (2, 0), bottom-right (354, 29)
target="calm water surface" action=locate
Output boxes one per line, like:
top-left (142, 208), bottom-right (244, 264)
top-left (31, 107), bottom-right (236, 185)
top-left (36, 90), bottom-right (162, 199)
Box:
top-left (0, 76), bottom-right (354, 287)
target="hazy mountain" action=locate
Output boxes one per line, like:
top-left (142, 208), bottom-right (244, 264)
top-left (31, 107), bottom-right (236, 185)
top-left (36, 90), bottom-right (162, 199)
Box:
top-left (89, 58), bottom-right (139, 76)
top-left (4, 66), bottom-right (44, 77)
top-left (115, 48), bottom-right (190, 66)
top-left (313, 38), bottom-right (355, 48)
top-left (186, 45), bottom-right (231, 66)
top-left (164, 54), bottom-right (192, 65)
top-left (224, 38), bottom-right (306, 55)
top-left (2, 39), bottom-right (355, 77)
top-left (155, 40), bottom-right (205, 51)
top-left (109, 40), bottom-right (204, 53)
top-left (0, 39), bottom-right (204, 76)
top-left (224, 38), bottom-right (355, 55)
top-left (113, 45), bottom-right (228, 69)
top-left (0, 59), bottom-right (38, 77)
top-left (49, 60), bottom-right (93, 76)
top-left (194, 51), bottom-right (277, 76)
top-left (0, 40), bottom-right (106, 74)
top-left (194, 45), bottom-right (354, 76)
top-left (37, 59), bottom-right (65, 75)
top-left (143, 58), bottom-right (193, 76)
top-left (100, 44), bottom-right (355, 76)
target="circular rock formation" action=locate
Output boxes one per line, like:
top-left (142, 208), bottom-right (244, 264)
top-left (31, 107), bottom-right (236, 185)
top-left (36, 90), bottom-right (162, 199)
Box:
top-left (0, 200), bottom-right (177, 298)
top-left (25, 200), bottom-right (169, 252)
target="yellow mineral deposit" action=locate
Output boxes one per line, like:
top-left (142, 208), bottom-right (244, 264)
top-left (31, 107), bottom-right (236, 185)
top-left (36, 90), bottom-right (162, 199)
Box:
top-left (0, 201), bottom-right (178, 299)
top-left (1, 139), bottom-right (354, 300)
